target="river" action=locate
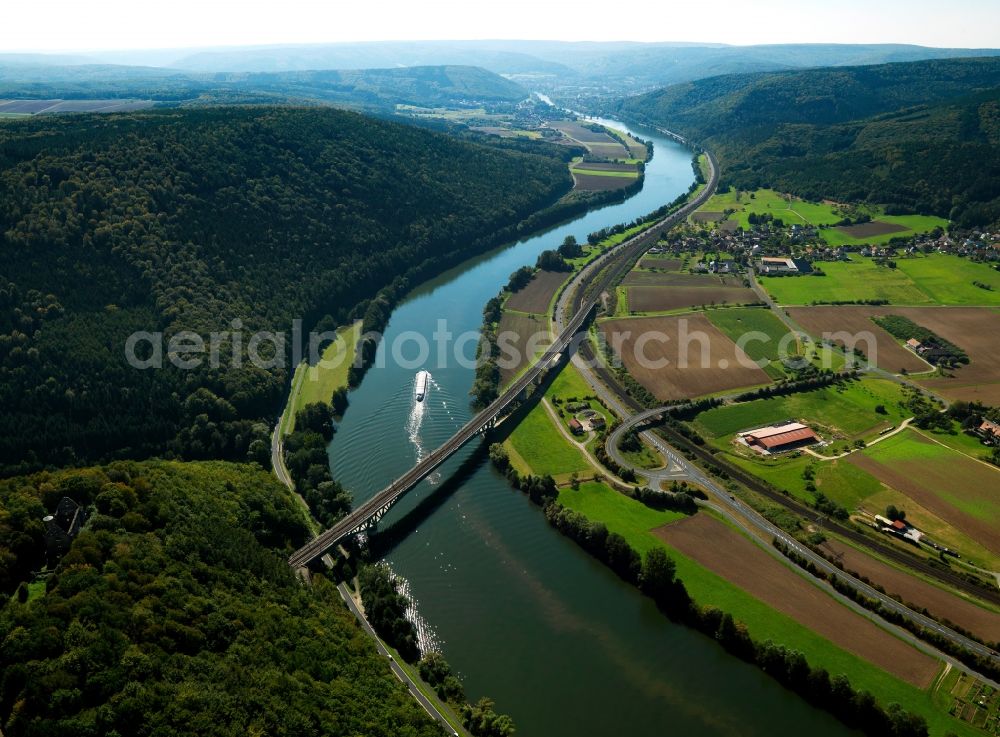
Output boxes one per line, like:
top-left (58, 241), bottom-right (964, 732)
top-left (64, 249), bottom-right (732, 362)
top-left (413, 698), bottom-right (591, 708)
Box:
top-left (327, 118), bottom-right (853, 737)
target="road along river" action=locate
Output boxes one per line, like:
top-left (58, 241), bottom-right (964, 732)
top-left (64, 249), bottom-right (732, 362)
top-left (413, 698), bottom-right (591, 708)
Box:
top-left (326, 119), bottom-right (854, 737)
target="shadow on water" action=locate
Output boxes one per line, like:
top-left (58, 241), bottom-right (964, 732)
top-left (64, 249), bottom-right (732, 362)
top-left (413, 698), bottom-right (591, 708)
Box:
top-left (368, 354), bottom-right (567, 558)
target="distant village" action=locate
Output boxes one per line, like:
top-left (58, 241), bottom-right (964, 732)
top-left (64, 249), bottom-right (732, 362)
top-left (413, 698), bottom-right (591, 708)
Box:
top-left (648, 220), bottom-right (1000, 274)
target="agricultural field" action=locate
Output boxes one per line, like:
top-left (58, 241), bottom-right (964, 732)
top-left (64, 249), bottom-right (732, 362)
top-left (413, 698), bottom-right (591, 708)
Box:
top-left (637, 255), bottom-right (683, 271)
top-left (656, 514), bottom-right (939, 688)
top-left (787, 306), bottom-right (932, 374)
top-left (761, 260), bottom-right (933, 305)
top-left (695, 188), bottom-right (948, 245)
top-left (817, 538), bottom-right (1000, 642)
top-left (571, 172), bottom-right (635, 191)
top-left (599, 313), bottom-right (771, 401)
top-left (694, 378), bottom-right (910, 444)
top-left (849, 430), bottom-right (1000, 556)
top-left (888, 306), bottom-right (1000, 404)
top-left (555, 485), bottom-right (973, 735)
top-left (505, 269), bottom-right (568, 314)
top-left (894, 255), bottom-right (1000, 306)
top-left (763, 254), bottom-right (1000, 306)
top-left (497, 311), bottom-right (550, 384)
top-left (696, 188), bottom-right (846, 229)
top-left (626, 285), bottom-right (760, 313)
top-left (706, 307), bottom-right (797, 376)
top-left (623, 272), bottom-right (726, 287)
top-left (821, 215), bottom-right (951, 247)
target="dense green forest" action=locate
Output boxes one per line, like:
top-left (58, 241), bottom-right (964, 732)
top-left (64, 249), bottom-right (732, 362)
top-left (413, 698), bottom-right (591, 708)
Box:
top-left (0, 64), bottom-right (529, 109)
top-left (0, 106), bottom-right (572, 475)
top-left (620, 57), bottom-right (1000, 226)
top-left (0, 460), bottom-right (443, 736)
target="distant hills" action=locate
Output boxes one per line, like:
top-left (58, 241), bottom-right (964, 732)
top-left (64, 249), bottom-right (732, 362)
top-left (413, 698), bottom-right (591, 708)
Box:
top-left (5, 41), bottom-right (1000, 96)
top-left (0, 63), bottom-right (529, 109)
top-left (619, 57), bottom-right (1000, 227)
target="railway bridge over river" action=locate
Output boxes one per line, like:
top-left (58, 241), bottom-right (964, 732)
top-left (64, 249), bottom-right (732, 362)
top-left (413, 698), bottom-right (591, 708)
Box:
top-left (287, 150), bottom-right (719, 569)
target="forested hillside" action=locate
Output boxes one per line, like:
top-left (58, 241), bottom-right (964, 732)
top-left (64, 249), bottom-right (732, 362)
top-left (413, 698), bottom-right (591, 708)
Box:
top-left (0, 107), bottom-right (572, 474)
top-left (0, 460), bottom-right (443, 736)
top-left (620, 57), bottom-right (1000, 225)
top-left (0, 64), bottom-right (528, 109)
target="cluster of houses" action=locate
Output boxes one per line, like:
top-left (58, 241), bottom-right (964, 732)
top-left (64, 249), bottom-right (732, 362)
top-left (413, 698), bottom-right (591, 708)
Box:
top-left (652, 217), bottom-right (1000, 277)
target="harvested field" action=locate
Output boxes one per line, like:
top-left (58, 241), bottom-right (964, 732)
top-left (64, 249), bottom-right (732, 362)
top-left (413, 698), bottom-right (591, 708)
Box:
top-left (692, 211), bottom-right (726, 222)
top-left (835, 221), bottom-right (909, 238)
top-left (599, 314), bottom-right (770, 400)
top-left (889, 307), bottom-right (1000, 404)
top-left (787, 307), bottom-right (929, 374)
top-left (550, 120), bottom-right (615, 143)
top-left (628, 285), bottom-right (759, 312)
top-left (497, 312), bottom-right (550, 384)
top-left (505, 270), bottom-right (567, 314)
top-left (623, 272), bottom-right (723, 287)
top-left (719, 219), bottom-right (740, 232)
top-left (849, 431), bottom-right (1000, 555)
top-left (817, 539), bottom-right (1000, 642)
top-left (656, 514), bottom-right (940, 688)
top-left (637, 257), bottom-right (682, 271)
top-left (572, 172), bottom-right (632, 191)
top-left (584, 142), bottom-right (630, 159)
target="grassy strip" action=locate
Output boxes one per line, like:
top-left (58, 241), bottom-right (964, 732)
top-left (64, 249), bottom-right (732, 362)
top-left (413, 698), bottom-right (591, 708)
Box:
top-left (286, 322), bottom-right (361, 432)
top-left (556, 483), bottom-right (974, 737)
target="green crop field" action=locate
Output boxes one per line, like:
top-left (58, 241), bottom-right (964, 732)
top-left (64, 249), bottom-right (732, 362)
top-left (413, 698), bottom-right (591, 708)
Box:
top-left (706, 308), bottom-right (797, 370)
top-left (865, 431), bottom-right (1000, 525)
top-left (761, 260), bottom-right (933, 305)
top-left (763, 254), bottom-right (1000, 306)
top-left (819, 214), bottom-right (949, 247)
top-left (695, 378), bottom-right (909, 440)
top-left (556, 484), bottom-right (970, 736)
top-left (894, 255), bottom-right (1000, 305)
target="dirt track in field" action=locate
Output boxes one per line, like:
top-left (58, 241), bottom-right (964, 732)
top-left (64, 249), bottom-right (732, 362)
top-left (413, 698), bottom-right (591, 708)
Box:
top-left (818, 539), bottom-right (1000, 643)
top-left (505, 270), bottom-right (567, 314)
top-left (599, 314), bottom-right (770, 400)
top-left (655, 514), bottom-right (940, 687)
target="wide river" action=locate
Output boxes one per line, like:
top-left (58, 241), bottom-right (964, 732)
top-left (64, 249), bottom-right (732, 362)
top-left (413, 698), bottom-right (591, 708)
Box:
top-left (328, 118), bottom-right (853, 736)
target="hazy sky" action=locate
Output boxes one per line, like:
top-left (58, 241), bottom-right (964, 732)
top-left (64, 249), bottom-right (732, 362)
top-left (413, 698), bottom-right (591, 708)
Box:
top-left (4, 0), bottom-right (999, 52)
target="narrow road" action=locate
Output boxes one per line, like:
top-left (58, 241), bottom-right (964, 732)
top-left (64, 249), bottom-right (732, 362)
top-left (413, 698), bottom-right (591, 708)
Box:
top-left (336, 582), bottom-right (464, 736)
